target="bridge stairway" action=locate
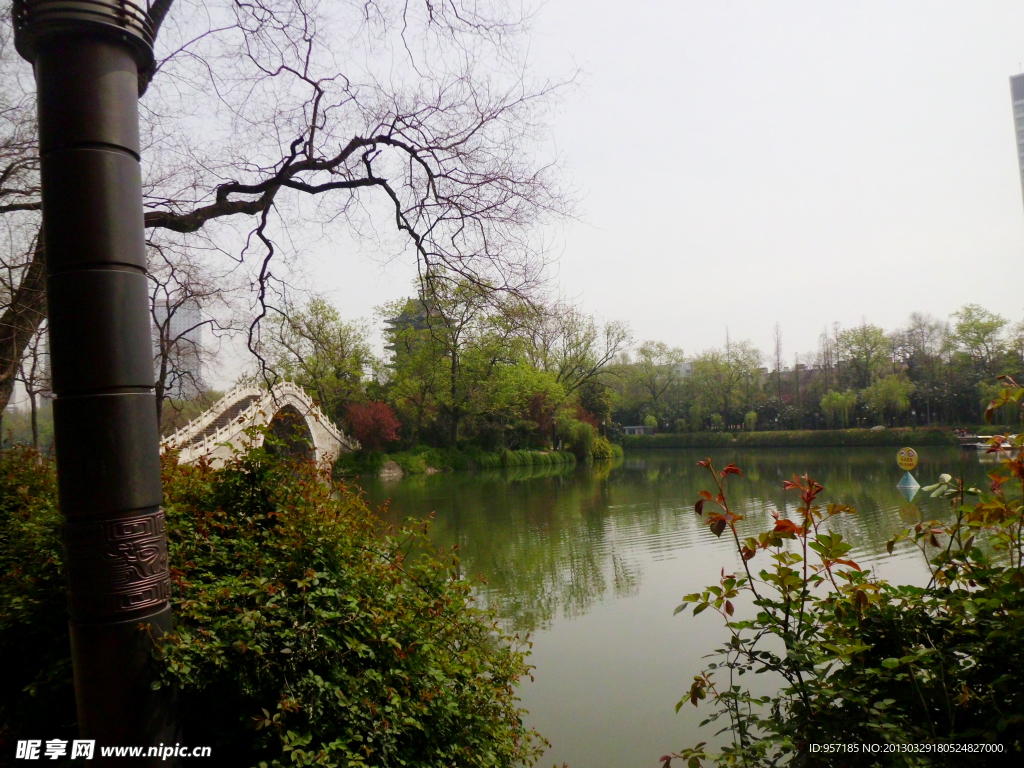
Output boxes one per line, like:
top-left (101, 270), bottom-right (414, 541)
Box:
top-left (190, 395), bottom-right (260, 446)
top-left (163, 381), bottom-right (358, 465)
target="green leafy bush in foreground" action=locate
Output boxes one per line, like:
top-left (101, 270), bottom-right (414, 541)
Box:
top-left (0, 447), bottom-right (75, 751)
top-left (667, 388), bottom-right (1024, 767)
top-left (0, 440), bottom-right (544, 767)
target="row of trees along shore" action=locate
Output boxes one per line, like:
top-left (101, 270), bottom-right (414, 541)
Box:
top-left (613, 305), bottom-right (1024, 434)
top-left (245, 289), bottom-right (1024, 458)
top-left (6, 290), bottom-right (1019, 454)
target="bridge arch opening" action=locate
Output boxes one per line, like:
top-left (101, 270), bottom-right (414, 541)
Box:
top-left (266, 404), bottom-right (314, 461)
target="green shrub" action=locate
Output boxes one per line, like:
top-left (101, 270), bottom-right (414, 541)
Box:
top-left (500, 449), bottom-right (530, 467)
top-left (590, 436), bottom-right (621, 460)
top-left (418, 447), bottom-right (473, 471)
top-left (556, 415), bottom-right (596, 460)
top-left (390, 450), bottom-right (427, 474)
top-left (669, 450), bottom-right (1024, 766)
top-left (334, 445), bottom-right (574, 476)
top-left (332, 449), bottom-right (387, 477)
top-left (1, 443), bottom-right (545, 767)
top-left (0, 447), bottom-right (76, 749)
top-left (496, 449), bottom-right (575, 468)
top-left (470, 450), bottom-right (503, 469)
top-left (553, 449), bottom-right (578, 464)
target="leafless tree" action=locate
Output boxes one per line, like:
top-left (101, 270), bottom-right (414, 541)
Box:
top-left (0, 6), bottom-right (42, 413)
top-left (0, 0), bottom-right (575, 405)
top-left (524, 299), bottom-right (632, 395)
top-left (772, 322), bottom-right (783, 396)
top-left (142, 0), bottom-right (574, 368)
top-left (17, 319), bottom-right (49, 453)
top-left (816, 327), bottom-right (835, 390)
top-left (149, 239), bottom-right (244, 425)
top-left (898, 312), bottom-right (946, 425)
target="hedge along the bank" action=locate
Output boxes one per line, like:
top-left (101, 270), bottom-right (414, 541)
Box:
top-left (622, 428), bottom-right (959, 450)
top-left (335, 446), bottom-right (577, 476)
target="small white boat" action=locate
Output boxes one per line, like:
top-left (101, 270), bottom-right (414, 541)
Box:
top-left (975, 435), bottom-right (1016, 451)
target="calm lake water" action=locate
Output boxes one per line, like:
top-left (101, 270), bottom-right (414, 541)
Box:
top-left (358, 446), bottom-right (992, 768)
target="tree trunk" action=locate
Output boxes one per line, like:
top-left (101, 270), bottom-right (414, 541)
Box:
top-left (448, 404), bottom-right (460, 447)
top-left (449, 352), bottom-right (460, 447)
top-left (0, 236), bottom-right (46, 412)
top-left (30, 390), bottom-right (38, 454)
top-left (154, 357), bottom-right (166, 429)
top-left (794, 366), bottom-right (801, 427)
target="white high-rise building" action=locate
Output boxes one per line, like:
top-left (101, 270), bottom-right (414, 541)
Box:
top-left (152, 299), bottom-right (204, 398)
top-left (1010, 74), bottom-right (1024, 210)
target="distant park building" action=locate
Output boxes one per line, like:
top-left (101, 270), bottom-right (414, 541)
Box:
top-left (383, 295), bottom-right (437, 366)
top-left (622, 425), bottom-right (655, 436)
top-left (152, 299), bottom-right (204, 398)
top-left (1010, 74), bottom-right (1024, 210)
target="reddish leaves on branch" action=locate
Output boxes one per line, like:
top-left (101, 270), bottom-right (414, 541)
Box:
top-left (694, 458), bottom-right (744, 538)
top-left (782, 474), bottom-right (823, 507)
top-left (574, 405), bottom-right (601, 429)
top-left (772, 518), bottom-right (803, 536)
top-left (527, 393), bottom-right (557, 434)
top-left (346, 402), bottom-right (401, 452)
top-left (984, 375), bottom-right (1023, 423)
top-left (693, 460), bottom-right (862, 574)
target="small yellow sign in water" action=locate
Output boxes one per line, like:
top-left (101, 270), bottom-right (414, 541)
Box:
top-left (897, 447), bottom-right (919, 471)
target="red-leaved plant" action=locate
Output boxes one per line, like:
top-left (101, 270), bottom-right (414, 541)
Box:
top-left (346, 401), bottom-right (401, 452)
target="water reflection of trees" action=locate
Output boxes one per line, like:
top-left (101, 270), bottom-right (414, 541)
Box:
top-left (365, 448), bottom-right (988, 632)
top-left (368, 460), bottom-right (648, 632)
top-left (626, 448), bottom-right (985, 565)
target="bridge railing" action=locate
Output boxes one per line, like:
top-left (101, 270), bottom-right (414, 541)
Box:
top-left (163, 381), bottom-right (359, 463)
top-left (168, 386), bottom-right (275, 461)
top-left (162, 384), bottom-right (262, 449)
top-left (183, 395), bottom-right (263, 461)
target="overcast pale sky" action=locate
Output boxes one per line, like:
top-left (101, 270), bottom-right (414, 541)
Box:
top-left (276, 1), bottom-right (1024, 380)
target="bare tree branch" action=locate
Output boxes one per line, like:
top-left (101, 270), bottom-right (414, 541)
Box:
top-left (2, 0), bottom-right (575, 411)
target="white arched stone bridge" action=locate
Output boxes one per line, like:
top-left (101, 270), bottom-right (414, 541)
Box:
top-left (161, 381), bottom-right (359, 466)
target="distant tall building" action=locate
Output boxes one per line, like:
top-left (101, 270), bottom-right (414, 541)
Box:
top-left (1010, 74), bottom-right (1024, 209)
top-left (152, 299), bottom-right (204, 398)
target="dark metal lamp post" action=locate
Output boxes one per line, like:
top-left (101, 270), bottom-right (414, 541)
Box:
top-left (12, 0), bottom-right (173, 757)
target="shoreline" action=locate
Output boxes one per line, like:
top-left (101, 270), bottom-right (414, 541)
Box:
top-left (335, 446), bottom-right (592, 478)
top-left (622, 427), bottom-right (959, 450)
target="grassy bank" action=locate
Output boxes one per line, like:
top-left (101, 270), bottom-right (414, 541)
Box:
top-left (622, 427), bottom-right (958, 450)
top-left (334, 445), bottom-right (609, 477)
